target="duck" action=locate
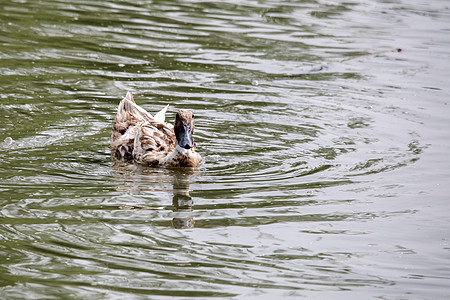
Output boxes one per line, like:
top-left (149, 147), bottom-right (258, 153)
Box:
top-left (110, 92), bottom-right (202, 168)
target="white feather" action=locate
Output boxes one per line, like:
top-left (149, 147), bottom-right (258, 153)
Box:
top-left (176, 144), bottom-right (188, 155)
top-left (154, 104), bottom-right (169, 123)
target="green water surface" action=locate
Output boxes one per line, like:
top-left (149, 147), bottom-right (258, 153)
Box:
top-left (1, 0), bottom-right (449, 298)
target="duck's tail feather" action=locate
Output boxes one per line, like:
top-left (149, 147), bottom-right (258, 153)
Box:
top-left (116, 92), bottom-right (153, 123)
top-left (125, 91), bottom-right (134, 103)
top-left (154, 104), bottom-right (169, 124)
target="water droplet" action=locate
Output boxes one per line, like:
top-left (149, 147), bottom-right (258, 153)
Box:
top-left (4, 137), bottom-right (14, 145)
top-left (252, 80), bottom-right (259, 86)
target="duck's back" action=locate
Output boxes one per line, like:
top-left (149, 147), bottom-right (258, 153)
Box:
top-left (111, 93), bottom-right (176, 165)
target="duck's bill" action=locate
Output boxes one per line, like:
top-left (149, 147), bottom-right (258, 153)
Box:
top-left (178, 124), bottom-right (194, 149)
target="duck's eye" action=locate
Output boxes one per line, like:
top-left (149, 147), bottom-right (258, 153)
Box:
top-left (192, 114), bottom-right (195, 118)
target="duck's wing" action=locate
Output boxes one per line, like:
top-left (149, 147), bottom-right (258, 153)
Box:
top-left (133, 121), bottom-right (176, 165)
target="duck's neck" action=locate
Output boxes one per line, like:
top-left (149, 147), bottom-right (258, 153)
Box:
top-left (160, 144), bottom-right (190, 166)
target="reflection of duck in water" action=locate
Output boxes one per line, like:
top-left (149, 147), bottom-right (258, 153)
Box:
top-left (171, 170), bottom-right (195, 229)
top-left (111, 92), bottom-right (202, 167)
top-left (112, 163), bottom-right (197, 229)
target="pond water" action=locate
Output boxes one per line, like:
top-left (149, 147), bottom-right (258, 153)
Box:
top-left (1, 0), bottom-right (449, 298)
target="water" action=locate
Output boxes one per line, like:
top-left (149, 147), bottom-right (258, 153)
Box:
top-left (1, 0), bottom-right (449, 298)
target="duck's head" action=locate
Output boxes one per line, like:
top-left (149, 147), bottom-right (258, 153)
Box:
top-left (174, 109), bottom-right (195, 150)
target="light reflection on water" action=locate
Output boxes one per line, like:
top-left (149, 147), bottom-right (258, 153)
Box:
top-left (1, 0), bottom-right (450, 298)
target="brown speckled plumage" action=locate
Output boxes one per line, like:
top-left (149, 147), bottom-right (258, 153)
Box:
top-left (110, 92), bottom-right (202, 167)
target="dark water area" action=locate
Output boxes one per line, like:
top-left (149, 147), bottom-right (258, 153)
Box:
top-left (1, 0), bottom-right (449, 298)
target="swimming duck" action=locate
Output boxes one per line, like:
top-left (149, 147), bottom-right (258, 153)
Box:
top-left (111, 92), bottom-right (202, 167)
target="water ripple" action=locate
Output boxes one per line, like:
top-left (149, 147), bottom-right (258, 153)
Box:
top-left (1, 0), bottom-right (449, 298)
